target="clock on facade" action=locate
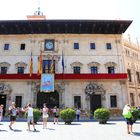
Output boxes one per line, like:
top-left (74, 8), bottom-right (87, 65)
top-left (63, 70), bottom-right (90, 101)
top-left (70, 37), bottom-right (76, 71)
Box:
top-left (44, 40), bottom-right (54, 51)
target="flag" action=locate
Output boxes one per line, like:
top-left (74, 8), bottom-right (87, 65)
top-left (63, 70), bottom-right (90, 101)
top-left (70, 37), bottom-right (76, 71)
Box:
top-left (50, 55), bottom-right (54, 73)
top-left (29, 52), bottom-right (33, 77)
top-left (37, 50), bottom-right (42, 76)
top-left (62, 51), bottom-right (64, 73)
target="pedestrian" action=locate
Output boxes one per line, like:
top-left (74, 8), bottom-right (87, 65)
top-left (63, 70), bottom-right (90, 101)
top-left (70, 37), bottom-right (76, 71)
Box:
top-left (122, 104), bottom-right (133, 134)
top-left (23, 104), bottom-right (36, 131)
top-left (9, 102), bottom-right (18, 130)
top-left (83, 108), bottom-right (88, 120)
top-left (76, 108), bottom-right (81, 121)
top-left (53, 106), bottom-right (59, 124)
top-left (0, 104), bottom-right (4, 122)
top-left (42, 103), bottom-right (49, 129)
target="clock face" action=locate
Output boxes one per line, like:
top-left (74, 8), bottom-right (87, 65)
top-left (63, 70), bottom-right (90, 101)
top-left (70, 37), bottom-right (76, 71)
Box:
top-left (45, 40), bottom-right (54, 51)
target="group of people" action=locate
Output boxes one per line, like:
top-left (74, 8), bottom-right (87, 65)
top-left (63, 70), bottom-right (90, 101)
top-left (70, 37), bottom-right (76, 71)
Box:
top-left (0, 102), bottom-right (139, 134)
top-left (0, 102), bottom-right (60, 131)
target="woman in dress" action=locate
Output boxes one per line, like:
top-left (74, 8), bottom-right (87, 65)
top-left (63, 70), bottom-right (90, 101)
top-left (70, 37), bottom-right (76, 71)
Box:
top-left (42, 103), bottom-right (49, 129)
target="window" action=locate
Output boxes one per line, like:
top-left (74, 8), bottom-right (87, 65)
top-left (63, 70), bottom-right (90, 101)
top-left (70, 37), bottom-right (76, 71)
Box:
top-left (90, 43), bottom-right (95, 49)
top-left (130, 93), bottom-right (135, 106)
top-left (74, 43), bottom-right (79, 49)
top-left (74, 96), bottom-right (81, 108)
top-left (0, 67), bottom-right (7, 74)
top-left (4, 44), bottom-right (10, 50)
top-left (127, 69), bottom-right (132, 82)
top-left (136, 72), bottom-right (140, 83)
top-left (108, 67), bottom-right (115, 74)
top-left (110, 95), bottom-right (117, 107)
top-left (17, 67), bottom-right (24, 74)
top-left (106, 43), bottom-right (112, 49)
top-left (15, 96), bottom-right (22, 108)
top-left (43, 60), bottom-right (55, 73)
top-left (73, 66), bottom-right (80, 74)
top-left (91, 66), bottom-right (98, 74)
top-left (20, 44), bottom-right (25, 50)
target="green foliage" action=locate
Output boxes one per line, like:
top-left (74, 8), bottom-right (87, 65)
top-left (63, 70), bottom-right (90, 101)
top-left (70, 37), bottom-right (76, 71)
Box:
top-left (94, 108), bottom-right (110, 124)
top-left (60, 108), bottom-right (76, 121)
top-left (25, 108), bottom-right (41, 123)
top-left (131, 108), bottom-right (140, 122)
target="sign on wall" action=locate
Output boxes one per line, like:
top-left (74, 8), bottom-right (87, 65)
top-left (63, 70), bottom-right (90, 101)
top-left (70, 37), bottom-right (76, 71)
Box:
top-left (40, 74), bottom-right (54, 92)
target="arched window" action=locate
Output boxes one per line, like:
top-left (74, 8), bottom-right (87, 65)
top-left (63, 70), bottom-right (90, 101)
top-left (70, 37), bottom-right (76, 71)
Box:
top-left (105, 62), bottom-right (117, 74)
top-left (87, 62), bottom-right (100, 74)
top-left (15, 62), bottom-right (27, 74)
top-left (0, 62), bottom-right (10, 74)
top-left (70, 62), bottom-right (83, 74)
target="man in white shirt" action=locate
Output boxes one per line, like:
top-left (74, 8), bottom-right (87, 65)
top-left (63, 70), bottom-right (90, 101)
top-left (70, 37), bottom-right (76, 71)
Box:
top-left (24, 104), bottom-right (36, 131)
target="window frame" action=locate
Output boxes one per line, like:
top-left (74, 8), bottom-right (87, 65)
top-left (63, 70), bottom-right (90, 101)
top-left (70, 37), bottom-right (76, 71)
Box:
top-left (108, 66), bottom-right (115, 74)
top-left (20, 44), bottom-right (26, 50)
top-left (0, 67), bottom-right (8, 74)
top-left (127, 69), bottom-right (132, 82)
top-left (4, 44), bottom-right (10, 51)
top-left (106, 43), bottom-right (112, 50)
top-left (74, 96), bottom-right (81, 108)
top-left (74, 43), bottom-right (79, 50)
top-left (91, 66), bottom-right (98, 74)
top-left (15, 96), bottom-right (22, 108)
top-left (110, 95), bottom-right (117, 108)
top-left (43, 60), bottom-right (55, 73)
top-left (73, 66), bottom-right (81, 74)
top-left (90, 43), bottom-right (96, 50)
top-left (17, 67), bottom-right (24, 74)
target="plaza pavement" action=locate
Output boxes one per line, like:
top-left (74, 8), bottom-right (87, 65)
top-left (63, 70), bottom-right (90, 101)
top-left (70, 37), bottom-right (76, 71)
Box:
top-left (0, 119), bottom-right (140, 140)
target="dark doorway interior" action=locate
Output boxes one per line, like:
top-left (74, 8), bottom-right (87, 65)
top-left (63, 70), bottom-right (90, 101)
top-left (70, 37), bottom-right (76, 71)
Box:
top-left (90, 94), bottom-right (101, 113)
top-left (37, 90), bottom-right (59, 109)
top-left (0, 94), bottom-right (6, 116)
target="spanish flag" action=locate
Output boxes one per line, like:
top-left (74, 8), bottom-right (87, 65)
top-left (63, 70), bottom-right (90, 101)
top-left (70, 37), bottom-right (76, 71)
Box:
top-left (37, 50), bottom-right (42, 76)
top-left (29, 52), bottom-right (33, 77)
top-left (50, 55), bottom-right (54, 74)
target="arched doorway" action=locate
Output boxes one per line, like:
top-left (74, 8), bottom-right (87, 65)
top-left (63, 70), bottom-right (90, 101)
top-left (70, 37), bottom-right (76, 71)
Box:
top-left (85, 82), bottom-right (105, 113)
top-left (37, 90), bottom-right (59, 108)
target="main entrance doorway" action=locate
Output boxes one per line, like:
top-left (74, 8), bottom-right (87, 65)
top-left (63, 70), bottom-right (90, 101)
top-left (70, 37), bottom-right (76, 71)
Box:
top-left (0, 94), bottom-right (6, 115)
top-left (90, 94), bottom-right (101, 113)
top-left (37, 90), bottom-right (59, 109)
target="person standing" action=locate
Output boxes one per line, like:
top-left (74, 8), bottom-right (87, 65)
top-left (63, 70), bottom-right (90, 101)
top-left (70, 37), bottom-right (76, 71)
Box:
top-left (9, 102), bottom-right (18, 130)
top-left (76, 108), bottom-right (81, 121)
top-left (53, 106), bottom-right (59, 124)
top-left (24, 104), bottom-right (36, 131)
top-left (122, 104), bottom-right (133, 134)
top-left (42, 103), bottom-right (49, 129)
top-left (0, 104), bottom-right (4, 122)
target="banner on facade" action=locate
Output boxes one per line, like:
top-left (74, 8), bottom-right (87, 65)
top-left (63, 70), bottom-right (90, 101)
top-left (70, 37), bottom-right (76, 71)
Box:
top-left (40, 74), bottom-right (54, 92)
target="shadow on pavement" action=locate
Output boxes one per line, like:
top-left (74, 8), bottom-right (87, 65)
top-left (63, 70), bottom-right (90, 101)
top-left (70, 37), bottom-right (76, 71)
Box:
top-left (0, 129), bottom-right (8, 132)
top-left (105, 122), bottom-right (116, 125)
top-left (13, 129), bottom-right (22, 132)
top-left (47, 128), bottom-right (55, 130)
top-left (133, 132), bottom-right (140, 136)
top-left (134, 121), bottom-right (140, 124)
top-left (58, 123), bottom-right (81, 125)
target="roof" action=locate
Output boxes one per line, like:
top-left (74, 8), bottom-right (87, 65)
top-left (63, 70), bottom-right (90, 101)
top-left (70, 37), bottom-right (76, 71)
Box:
top-left (0, 19), bottom-right (132, 35)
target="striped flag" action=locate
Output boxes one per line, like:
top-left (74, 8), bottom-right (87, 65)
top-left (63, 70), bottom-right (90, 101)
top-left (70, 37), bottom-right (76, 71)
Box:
top-left (29, 52), bottom-right (33, 77)
top-left (37, 50), bottom-right (42, 76)
top-left (50, 55), bottom-right (54, 74)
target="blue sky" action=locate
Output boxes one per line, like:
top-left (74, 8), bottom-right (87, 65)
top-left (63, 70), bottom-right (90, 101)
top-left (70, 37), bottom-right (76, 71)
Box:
top-left (0, 0), bottom-right (139, 41)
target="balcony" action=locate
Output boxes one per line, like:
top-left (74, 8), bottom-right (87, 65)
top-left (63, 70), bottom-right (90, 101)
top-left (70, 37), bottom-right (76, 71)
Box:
top-left (0, 73), bottom-right (127, 80)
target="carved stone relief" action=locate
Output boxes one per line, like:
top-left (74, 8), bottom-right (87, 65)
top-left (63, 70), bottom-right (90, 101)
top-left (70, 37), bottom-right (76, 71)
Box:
top-left (85, 82), bottom-right (106, 100)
